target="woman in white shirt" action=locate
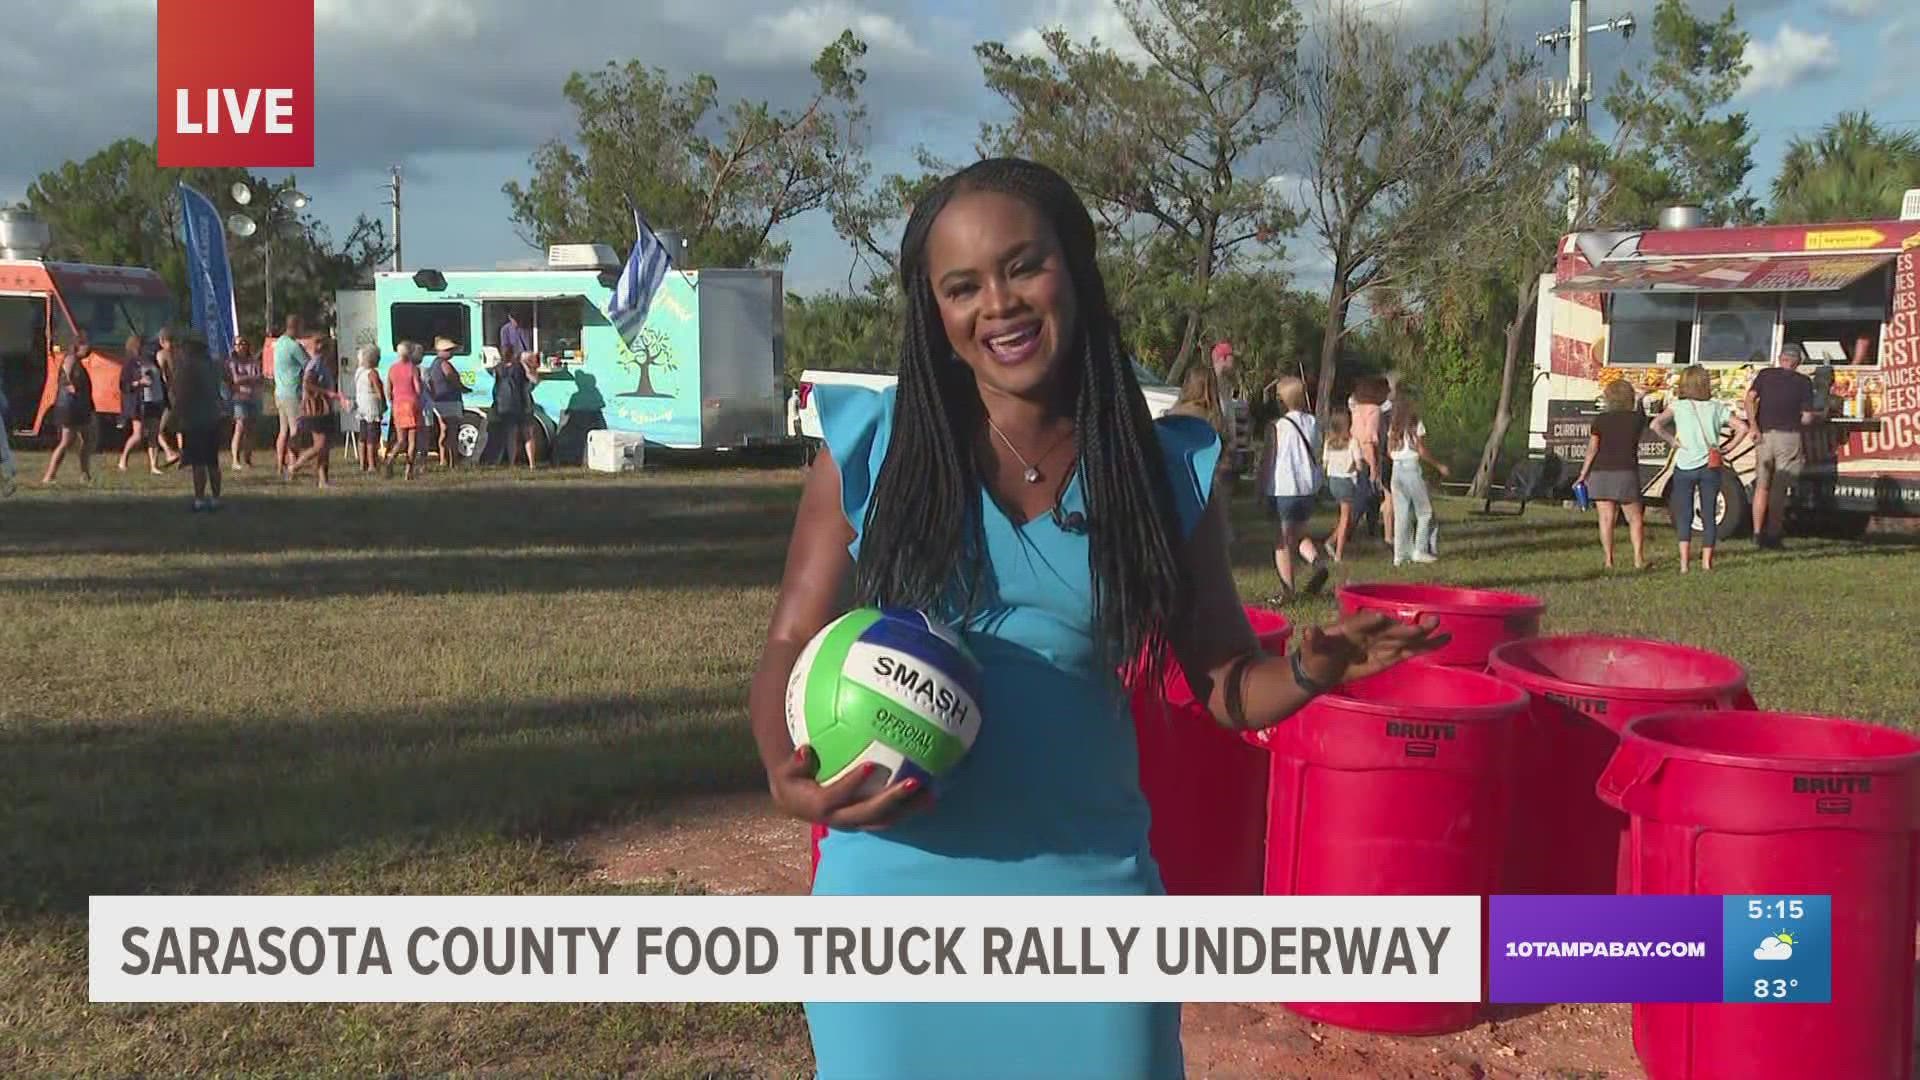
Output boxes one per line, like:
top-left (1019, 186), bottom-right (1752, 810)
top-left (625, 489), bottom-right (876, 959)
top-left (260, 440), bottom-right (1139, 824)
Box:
top-left (1263, 376), bottom-right (1328, 600)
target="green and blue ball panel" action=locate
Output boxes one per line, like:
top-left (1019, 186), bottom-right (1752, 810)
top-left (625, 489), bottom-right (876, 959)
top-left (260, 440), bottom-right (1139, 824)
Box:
top-left (785, 607), bottom-right (985, 797)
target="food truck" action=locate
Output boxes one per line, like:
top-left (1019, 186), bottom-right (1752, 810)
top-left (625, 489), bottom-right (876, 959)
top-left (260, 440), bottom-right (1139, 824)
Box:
top-left (336, 243), bottom-right (790, 464)
top-left (1, 210), bottom-right (174, 440)
top-left (1531, 194), bottom-right (1920, 536)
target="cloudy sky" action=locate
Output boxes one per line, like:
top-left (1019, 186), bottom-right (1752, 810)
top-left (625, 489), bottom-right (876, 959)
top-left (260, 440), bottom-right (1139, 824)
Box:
top-left (2, 0), bottom-right (1913, 297)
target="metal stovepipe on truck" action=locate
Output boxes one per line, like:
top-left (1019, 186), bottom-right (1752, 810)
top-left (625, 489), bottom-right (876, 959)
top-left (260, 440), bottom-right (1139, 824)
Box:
top-left (1529, 192), bottom-right (1920, 537)
top-left (334, 240), bottom-right (793, 466)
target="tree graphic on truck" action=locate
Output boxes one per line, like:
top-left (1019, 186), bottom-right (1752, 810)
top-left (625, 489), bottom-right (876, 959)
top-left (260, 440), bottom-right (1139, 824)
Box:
top-left (617, 326), bottom-right (677, 399)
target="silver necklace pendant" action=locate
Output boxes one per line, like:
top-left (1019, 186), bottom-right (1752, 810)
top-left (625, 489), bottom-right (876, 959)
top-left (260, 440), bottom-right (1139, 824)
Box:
top-left (1024, 466), bottom-right (1041, 484)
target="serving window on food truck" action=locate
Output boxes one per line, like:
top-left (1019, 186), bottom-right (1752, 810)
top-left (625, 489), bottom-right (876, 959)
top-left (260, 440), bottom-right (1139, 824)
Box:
top-left (479, 296), bottom-right (587, 364)
top-left (391, 301), bottom-right (470, 355)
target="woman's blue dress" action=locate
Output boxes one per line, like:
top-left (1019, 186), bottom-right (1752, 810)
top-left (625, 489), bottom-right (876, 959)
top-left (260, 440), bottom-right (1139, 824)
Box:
top-left (806, 384), bottom-right (1221, 1080)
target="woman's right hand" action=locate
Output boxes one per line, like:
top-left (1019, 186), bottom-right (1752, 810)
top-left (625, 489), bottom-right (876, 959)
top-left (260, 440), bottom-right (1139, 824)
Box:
top-left (768, 745), bottom-right (932, 830)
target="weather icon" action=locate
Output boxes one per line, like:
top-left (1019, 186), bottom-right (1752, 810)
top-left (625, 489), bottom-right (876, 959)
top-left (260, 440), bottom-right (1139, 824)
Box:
top-left (1754, 931), bottom-right (1797, 961)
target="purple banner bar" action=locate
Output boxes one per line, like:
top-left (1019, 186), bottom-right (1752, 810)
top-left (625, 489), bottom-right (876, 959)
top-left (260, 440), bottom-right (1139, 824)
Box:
top-left (1489, 895), bottom-right (1724, 1003)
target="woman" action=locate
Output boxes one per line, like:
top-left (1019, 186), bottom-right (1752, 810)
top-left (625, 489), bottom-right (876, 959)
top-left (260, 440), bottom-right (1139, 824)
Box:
top-left (1348, 375), bottom-right (1389, 540)
top-left (227, 334), bottom-right (263, 469)
top-left (1320, 406), bottom-right (1359, 564)
top-left (1574, 379), bottom-right (1651, 570)
top-left (426, 337), bottom-right (468, 469)
top-left (352, 345), bottom-right (387, 474)
top-left (749, 157), bottom-right (1445, 1080)
top-left (1262, 375), bottom-right (1327, 601)
top-left (385, 341), bottom-right (426, 479)
top-left (1385, 392), bottom-right (1450, 566)
top-left (42, 340), bottom-right (96, 485)
top-left (1168, 364), bottom-right (1235, 540)
top-left (118, 340), bottom-right (169, 474)
top-left (492, 350), bottom-right (541, 469)
top-left (1651, 365), bottom-right (1749, 573)
top-left (288, 335), bottom-right (348, 489)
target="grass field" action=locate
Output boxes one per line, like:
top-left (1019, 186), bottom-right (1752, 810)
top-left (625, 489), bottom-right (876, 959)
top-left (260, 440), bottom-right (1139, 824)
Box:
top-left (2, 449), bottom-right (1916, 1076)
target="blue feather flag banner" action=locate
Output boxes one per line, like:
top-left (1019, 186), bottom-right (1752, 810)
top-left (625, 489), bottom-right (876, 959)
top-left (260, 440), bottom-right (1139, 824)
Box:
top-left (177, 183), bottom-right (238, 360)
top-left (606, 205), bottom-right (673, 344)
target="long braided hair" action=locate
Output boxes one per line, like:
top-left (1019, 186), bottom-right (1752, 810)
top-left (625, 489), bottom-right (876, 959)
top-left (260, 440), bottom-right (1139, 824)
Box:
top-left (851, 157), bottom-right (1191, 687)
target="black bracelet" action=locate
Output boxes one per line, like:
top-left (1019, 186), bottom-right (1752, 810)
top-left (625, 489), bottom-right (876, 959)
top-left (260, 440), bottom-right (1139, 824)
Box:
top-left (1224, 652), bottom-right (1257, 730)
top-left (1290, 648), bottom-right (1330, 698)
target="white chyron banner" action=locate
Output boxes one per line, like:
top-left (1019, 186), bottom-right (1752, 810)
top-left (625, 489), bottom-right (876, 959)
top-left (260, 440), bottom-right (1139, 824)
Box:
top-left (90, 894), bottom-right (1482, 1004)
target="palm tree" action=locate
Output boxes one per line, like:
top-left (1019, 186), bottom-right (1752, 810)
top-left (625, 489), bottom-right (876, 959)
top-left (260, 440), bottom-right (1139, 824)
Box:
top-left (1770, 112), bottom-right (1920, 224)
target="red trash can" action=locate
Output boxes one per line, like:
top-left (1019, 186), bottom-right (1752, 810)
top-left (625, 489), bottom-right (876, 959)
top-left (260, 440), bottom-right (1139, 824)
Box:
top-left (1249, 663), bottom-right (1527, 1035)
top-left (1132, 606), bottom-right (1290, 896)
top-left (811, 607), bottom-right (1290, 895)
top-left (1598, 709), bottom-right (1920, 1080)
top-left (1337, 583), bottom-right (1544, 670)
top-left (1487, 635), bottom-right (1756, 895)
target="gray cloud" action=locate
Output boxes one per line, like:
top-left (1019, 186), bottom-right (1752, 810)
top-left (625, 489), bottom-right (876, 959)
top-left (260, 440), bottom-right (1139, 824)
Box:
top-left (1, 0), bottom-right (988, 200)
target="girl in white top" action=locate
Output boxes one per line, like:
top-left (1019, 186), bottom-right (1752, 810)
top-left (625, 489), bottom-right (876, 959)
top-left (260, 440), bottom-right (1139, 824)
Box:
top-left (1262, 376), bottom-right (1329, 600)
top-left (353, 345), bottom-right (387, 474)
top-left (1320, 407), bottom-right (1359, 563)
top-left (1385, 394), bottom-right (1451, 565)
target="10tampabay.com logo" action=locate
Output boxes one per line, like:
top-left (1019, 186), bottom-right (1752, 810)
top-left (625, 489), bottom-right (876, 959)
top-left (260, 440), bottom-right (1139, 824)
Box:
top-left (157, 0), bottom-right (314, 168)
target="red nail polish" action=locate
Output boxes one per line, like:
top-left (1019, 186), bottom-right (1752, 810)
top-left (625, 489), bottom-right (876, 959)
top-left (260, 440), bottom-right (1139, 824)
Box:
top-left (794, 746), bottom-right (809, 763)
top-left (902, 779), bottom-right (920, 792)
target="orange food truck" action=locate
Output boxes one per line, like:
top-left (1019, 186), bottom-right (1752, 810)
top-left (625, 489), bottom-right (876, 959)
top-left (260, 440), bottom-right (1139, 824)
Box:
top-left (1530, 194), bottom-right (1920, 536)
top-left (0, 211), bottom-right (175, 442)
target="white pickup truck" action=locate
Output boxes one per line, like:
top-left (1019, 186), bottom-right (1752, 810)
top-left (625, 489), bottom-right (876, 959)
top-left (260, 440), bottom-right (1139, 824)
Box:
top-left (788, 363), bottom-right (1250, 469)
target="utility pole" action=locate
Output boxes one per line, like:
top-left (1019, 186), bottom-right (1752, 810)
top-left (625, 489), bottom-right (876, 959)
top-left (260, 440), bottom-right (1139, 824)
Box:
top-left (1538, 1), bottom-right (1635, 225)
top-left (381, 166), bottom-right (403, 272)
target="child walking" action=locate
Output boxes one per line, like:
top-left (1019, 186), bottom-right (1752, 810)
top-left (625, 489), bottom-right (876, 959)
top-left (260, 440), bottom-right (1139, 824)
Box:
top-left (1320, 407), bottom-right (1359, 564)
top-left (1386, 393), bottom-right (1450, 566)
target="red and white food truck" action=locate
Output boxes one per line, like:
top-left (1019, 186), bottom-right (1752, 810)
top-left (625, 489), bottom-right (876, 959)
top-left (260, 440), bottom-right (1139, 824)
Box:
top-left (1530, 193), bottom-right (1920, 535)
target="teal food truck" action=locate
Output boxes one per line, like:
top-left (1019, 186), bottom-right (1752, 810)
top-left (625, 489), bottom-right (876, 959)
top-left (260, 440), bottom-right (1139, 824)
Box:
top-left (335, 243), bottom-right (790, 463)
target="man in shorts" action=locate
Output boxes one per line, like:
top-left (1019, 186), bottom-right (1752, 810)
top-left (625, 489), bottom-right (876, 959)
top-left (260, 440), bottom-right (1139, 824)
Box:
top-left (271, 313), bottom-right (307, 476)
top-left (1744, 342), bottom-right (1820, 549)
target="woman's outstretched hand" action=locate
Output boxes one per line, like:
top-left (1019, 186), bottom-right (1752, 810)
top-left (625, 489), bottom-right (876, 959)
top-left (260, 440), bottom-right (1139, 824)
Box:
top-left (1297, 610), bottom-right (1452, 687)
top-left (768, 746), bottom-right (933, 831)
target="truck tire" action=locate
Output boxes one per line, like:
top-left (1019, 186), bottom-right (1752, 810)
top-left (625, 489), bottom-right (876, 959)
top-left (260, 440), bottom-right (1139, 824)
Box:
top-left (1708, 468), bottom-right (1749, 538)
top-left (455, 410), bottom-right (488, 463)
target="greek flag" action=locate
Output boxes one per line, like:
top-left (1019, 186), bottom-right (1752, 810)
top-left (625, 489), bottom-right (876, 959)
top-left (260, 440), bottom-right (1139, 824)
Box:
top-left (606, 205), bottom-right (672, 343)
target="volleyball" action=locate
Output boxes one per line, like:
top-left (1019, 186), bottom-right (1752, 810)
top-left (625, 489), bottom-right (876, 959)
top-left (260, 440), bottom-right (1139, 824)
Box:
top-left (784, 607), bottom-right (986, 796)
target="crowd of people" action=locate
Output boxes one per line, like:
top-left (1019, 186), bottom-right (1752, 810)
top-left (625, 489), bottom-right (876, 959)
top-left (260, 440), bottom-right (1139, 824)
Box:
top-left (15, 313), bottom-right (548, 507)
top-left (1170, 353), bottom-right (1452, 605)
top-left (1572, 342), bottom-right (1820, 573)
top-left (1161, 335), bottom-right (1824, 592)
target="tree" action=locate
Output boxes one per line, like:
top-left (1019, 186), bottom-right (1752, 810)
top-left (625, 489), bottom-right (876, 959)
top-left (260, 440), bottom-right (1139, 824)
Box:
top-left (504, 32), bottom-right (881, 271)
top-left (975, 0), bottom-right (1302, 382)
top-left (617, 326), bottom-right (679, 398)
top-left (783, 289), bottom-right (899, 381)
top-left (1296, 5), bottom-right (1549, 417)
top-left (1584, 0), bottom-right (1757, 226)
top-left (23, 138), bottom-right (392, 336)
top-left (1771, 112), bottom-right (1920, 225)
top-left (1463, 0), bottom-right (1756, 497)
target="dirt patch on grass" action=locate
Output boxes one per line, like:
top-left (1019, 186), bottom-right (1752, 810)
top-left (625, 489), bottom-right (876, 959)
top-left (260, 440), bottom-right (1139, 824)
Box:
top-left (578, 796), bottom-right (1645, 1079)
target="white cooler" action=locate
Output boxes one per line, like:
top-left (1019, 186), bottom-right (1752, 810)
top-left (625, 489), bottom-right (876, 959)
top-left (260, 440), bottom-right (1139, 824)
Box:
top-left (585, 430), bottom-right (647, 473)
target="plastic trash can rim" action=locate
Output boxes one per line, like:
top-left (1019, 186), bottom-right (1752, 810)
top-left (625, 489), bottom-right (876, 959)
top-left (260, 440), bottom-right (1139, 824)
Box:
top-left (1337, 581), bottom-right (1547, 614)
top-left (1486, 634), bottom-right (1750, 703)
top-left (1617, 708), bottom-right (1920, 775)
